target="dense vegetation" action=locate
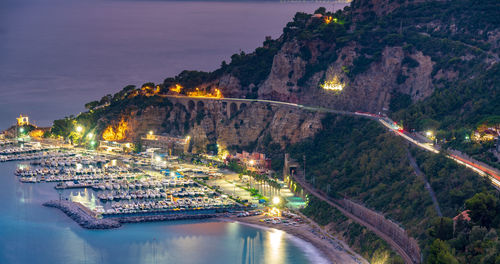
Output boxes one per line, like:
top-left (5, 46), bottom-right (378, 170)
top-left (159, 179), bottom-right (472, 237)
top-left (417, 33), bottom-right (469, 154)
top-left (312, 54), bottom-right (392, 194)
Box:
top-left (393, 63), bottom-right (500, 169)
top-left (302, 197), bottom-right (404, 263)
top-left (290, 114), bottom-right (496, 262)
top-left (51, 84), bottom-right (175, 145)
top-left (288, 115), bottom-right (432, 236)
top-left (410, 147), bottom-right (500, 263)
top-left (159, 37), bottom-right (281, 98)
top-left (274, 0), bottom-right (500, 169)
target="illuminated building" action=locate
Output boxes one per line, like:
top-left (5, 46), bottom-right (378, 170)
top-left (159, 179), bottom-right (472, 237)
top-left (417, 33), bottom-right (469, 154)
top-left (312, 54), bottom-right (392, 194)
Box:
top-left (141, 134), bottom-right (190, 154)
top-left (227, 151), bottom-right (271, 172)
top-left (17, 115), bottom-right (29, 126)
top-left (472, 125), bottom-right (500, 142)
top-left (98, 141), bottom-right (134, 153)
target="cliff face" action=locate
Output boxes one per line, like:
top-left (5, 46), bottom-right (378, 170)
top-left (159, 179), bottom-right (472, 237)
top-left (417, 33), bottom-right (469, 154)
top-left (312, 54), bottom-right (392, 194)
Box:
top-left (258, 43), bottom-right (435, 112)
top-left (195, 0), bottom-right (498, 114)
top-left (88, 0), bottom-right (499, 153)
top-left (100, 101), bottom-right (324, 153)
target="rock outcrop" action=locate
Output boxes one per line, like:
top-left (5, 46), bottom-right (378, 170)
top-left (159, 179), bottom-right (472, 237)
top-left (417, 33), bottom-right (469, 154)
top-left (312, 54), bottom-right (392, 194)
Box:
top-left (84, 0), bottom-right (499, 156)
top-left (101, 100), bottom-right (324, 153)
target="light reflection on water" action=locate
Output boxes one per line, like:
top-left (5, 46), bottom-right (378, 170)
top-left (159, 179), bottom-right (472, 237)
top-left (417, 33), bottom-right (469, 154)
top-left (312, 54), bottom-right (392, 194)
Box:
top-left (267, 229), bottom-right (285, 264)
top-left (69, 189), bottom-right (98, 211)
top-left (0, 162), bottom-right (325, 264)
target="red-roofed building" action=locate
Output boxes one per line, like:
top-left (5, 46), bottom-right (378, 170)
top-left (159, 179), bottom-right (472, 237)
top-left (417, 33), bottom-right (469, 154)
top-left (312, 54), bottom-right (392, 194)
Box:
top-left (453, 210), bottom-right (471, 222)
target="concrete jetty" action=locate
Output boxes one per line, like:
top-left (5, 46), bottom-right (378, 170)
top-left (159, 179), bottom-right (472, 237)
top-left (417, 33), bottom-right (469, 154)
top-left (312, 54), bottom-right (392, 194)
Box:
top-left (44, 200), bottom-right (230, 229)
top-left (43, 200), bottom-right (122, 229)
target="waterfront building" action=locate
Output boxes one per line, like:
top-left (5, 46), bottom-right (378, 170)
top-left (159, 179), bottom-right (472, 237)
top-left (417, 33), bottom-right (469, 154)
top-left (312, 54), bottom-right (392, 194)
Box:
top-left (141, 134), bottom-right (189, 154)
top-left (228, 151), bottom-right (271, 172)
top-left (98, 141), bottom-right (134, 153)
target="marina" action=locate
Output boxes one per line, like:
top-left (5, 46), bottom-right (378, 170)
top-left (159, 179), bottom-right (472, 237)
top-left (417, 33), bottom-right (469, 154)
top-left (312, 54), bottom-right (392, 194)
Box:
top-left (1, 141), bottom-right (244, 226)
top-left (0, 1), bottom-right (360, 263)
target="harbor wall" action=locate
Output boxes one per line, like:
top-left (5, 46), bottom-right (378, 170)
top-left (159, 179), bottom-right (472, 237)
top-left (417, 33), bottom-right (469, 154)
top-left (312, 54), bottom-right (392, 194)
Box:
top-left (43, 200), bottom-right (121, 229)
top-left (44, 200), bottom-right (242, 229)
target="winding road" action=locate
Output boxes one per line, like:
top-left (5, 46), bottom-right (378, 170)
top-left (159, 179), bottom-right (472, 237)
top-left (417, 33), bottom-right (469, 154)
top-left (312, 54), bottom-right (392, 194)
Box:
top-left (161, 94), bottom-right (500, 263)
top-left (163, 94), bottom-right (500, 188)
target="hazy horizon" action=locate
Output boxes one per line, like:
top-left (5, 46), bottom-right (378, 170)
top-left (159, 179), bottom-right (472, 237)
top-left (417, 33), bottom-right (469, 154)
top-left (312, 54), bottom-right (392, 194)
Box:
top-left (0, 0), bottom-right (346, 129)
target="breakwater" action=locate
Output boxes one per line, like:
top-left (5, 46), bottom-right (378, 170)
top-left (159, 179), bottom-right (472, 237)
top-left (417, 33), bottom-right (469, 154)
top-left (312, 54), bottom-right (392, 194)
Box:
top-left (43, 200), bottom-right (231, 229)
top-left (44, 200), bottom-right (122, 229)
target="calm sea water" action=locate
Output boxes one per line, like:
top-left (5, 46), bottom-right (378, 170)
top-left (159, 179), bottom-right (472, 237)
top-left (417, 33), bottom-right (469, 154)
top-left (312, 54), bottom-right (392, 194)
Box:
top-left (0, 0), bottom-right (346, 129)
top-left (0, 161), bottom-right (330, 264)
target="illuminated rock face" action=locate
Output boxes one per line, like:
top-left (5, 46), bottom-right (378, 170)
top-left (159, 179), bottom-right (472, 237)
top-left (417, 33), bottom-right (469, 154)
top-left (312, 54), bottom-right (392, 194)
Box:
top-left (99, 99), bottom-right (324, 154)
top-left (169, 84), bottom-right (223, 98)
top-left (170, 84), bottom-right (183, 93)
top-left (321, 76), bottom-right (344, 91)
top-left (102, 119), bottom-right (128, 141)
top-left (187, 88), bottom-right (223, 98)
top-left (29, 129), bottom-right (44, 138)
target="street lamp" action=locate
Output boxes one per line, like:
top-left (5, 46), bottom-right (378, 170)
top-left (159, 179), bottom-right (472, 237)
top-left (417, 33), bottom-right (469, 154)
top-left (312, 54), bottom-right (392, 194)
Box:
top-left (426, 131), bottom-right (433, 137)
top-left (149, 130), bottom-right (154, 135)
top-left (19, 127), bottom-right (25, 133)
top-left (272, 196), bottom-right (280, 205)
top-left (76, 126), bottom-right (83, 133)
top-left (249, 160), bottom-right (255, 166)
top-left (87, 133), bottom-right (94, 139)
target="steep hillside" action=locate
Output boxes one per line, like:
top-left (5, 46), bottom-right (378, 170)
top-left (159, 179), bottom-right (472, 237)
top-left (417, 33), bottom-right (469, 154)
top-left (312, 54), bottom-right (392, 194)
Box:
top-left (71, 0), bottom-right (499, 146)
top-left (53, 95), bottom-right (323, 169)
top-left (291, 114), bottom-right (498, 263)
top-left (46, 2), bottom-right (500, 262)
top-left (148, 0), bottom-right (499, 114)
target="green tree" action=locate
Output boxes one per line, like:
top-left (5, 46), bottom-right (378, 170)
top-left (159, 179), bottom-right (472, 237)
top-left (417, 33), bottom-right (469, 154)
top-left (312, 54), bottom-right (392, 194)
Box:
top-left (314, 7), bottom-right (326, 15)
top-left (84, 101), bottom-right (99, 110)
top-left (426, 239), bottom-right (458, 264)
top-left (429, 217), bottom-right (454, 241)
top-left (465, 192), bottom-right (498, 228)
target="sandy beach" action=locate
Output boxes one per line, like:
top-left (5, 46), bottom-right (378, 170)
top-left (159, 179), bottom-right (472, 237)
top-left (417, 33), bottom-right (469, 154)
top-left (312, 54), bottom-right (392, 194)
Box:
top-left (224, 215), bottom-right (368, 264)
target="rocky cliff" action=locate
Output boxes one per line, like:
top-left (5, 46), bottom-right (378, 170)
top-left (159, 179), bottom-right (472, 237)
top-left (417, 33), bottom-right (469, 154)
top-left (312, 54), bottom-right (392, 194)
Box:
top-left (61, 0), bottom-right (498, 156)
top-left (99, 99), bottom-right (324, 153)
top-left (155, 0), bottom-right (498, 116)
